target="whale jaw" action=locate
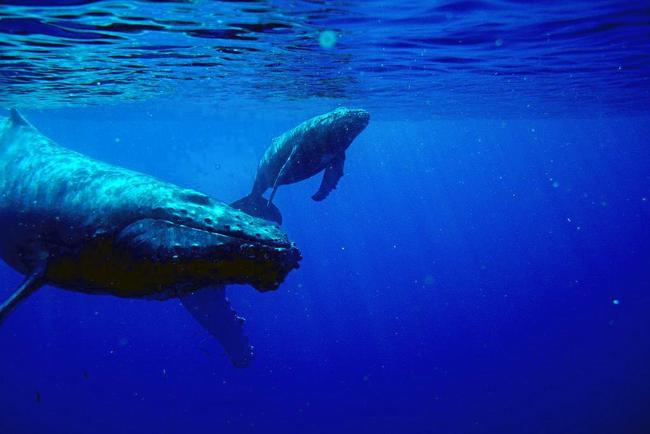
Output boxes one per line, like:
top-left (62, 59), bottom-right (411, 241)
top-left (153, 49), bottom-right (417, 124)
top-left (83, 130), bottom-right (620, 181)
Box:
top-left (43, 217), bottom-right (301, 298)
top-left (114, 217), bottom-right (301, 293)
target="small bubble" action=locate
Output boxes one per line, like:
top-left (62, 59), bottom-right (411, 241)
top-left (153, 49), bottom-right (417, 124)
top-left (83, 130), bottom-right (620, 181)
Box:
top-left (319, 30), bottom-right (338, 49)
top-left (612, 299), bottom-right (620, 305)
top-left (552, 181), bottom-right (559, 188)
top-left (495, 38), bottom-right (503, 47)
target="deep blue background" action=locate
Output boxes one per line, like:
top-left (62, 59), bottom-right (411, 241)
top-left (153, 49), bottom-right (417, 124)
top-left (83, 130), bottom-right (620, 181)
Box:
top-left (1, 105), bottom-right (649, 434)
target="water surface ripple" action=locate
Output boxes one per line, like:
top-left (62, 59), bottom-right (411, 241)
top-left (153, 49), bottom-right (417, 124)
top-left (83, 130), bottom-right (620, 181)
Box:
top-left (0, 0), bottom-right (648, 115)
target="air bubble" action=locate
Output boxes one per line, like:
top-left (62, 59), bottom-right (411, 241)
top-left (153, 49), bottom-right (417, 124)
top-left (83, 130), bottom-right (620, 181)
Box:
top-left (319, 30), bottom-right (338, 49)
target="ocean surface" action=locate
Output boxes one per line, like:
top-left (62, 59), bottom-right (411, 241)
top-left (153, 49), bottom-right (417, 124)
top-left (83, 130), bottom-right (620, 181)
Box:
top-left (1, 1), bottom-right (649, 434)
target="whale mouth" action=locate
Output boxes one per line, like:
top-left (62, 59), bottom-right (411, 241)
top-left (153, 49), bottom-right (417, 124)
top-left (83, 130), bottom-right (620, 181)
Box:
top-left (115, 215), bottom-right (301, 292)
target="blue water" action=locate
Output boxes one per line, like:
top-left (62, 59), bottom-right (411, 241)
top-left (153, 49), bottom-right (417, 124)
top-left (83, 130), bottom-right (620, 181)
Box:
top-left (1, 1), bottom-right (650, 434)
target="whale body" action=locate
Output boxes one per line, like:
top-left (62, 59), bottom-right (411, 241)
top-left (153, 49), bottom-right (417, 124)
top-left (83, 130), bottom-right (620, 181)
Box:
top-left (0, 109), bottom-right (301, 367)
top-left (232, 107), bottom-right (370, 224)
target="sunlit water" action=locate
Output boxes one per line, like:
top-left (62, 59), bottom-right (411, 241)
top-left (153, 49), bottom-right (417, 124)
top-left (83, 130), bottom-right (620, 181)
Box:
top-left (1, 0), bottom-right (649, 115)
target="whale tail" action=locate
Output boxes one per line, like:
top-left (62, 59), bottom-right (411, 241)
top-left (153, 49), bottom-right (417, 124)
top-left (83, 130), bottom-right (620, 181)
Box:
top-left (231, 194), bottom-right (282, 225)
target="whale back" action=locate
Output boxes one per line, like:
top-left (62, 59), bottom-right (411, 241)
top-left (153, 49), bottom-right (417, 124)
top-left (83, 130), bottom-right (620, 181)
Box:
top-left (0, 110), bottom-right (222, 274)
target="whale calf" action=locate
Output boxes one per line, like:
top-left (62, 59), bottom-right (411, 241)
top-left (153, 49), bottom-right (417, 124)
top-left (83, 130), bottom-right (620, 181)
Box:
top-left (0, 109), bottom-right (301, 367)
top-left (232, 107), bottom-right (370, 224)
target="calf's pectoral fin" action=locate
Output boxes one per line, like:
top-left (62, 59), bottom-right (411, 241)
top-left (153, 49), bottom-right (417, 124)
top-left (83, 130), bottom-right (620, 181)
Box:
top-left (180, 287), bottom-right (254, 368)
top-left (312, 152), bottom-right (346, 201)
top-left (268, 145), bottom-right (298, 206)
top-left (0, 263), bottom-right (47, 326)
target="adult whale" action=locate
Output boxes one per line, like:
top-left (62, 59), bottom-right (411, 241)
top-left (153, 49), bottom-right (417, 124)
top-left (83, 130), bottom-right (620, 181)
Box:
top-left (0, 109), bottom-right (301, 367)
top-left (231, 107), bottom-right (370, 224)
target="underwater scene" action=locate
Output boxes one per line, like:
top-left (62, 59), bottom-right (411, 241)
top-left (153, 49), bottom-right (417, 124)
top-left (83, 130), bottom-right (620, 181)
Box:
top-left (0, 1), bottom-right (649, 433)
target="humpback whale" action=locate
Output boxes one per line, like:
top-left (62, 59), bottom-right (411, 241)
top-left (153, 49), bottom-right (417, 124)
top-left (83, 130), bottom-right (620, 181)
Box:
top-left (0, 109), bottom-right (301, 367)
top-left (231, 107), bottom-right (370, 224)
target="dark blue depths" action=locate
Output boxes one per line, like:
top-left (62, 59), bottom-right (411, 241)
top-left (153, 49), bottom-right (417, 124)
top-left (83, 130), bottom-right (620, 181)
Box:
top-left (0, 109), bottom-right (648, 434)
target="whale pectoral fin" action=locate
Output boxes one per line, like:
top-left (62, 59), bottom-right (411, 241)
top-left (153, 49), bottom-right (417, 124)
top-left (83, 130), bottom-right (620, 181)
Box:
top-left (0, 264), bottom-right (47, 326)
top-left (312, 152), bottom-right (346, 201)
top-left (180, 287), bottom-right (253, 368)
top-left (268, 145), bottom-right (298, 206)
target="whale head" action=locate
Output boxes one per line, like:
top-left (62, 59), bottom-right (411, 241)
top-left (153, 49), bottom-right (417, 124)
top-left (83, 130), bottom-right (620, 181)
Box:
top-left (317, 107), bottom-right (370, 152)
top-left (45, 189), bottom-right (301, 297)
top-left (110, 192), bottom-right (301, 294)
